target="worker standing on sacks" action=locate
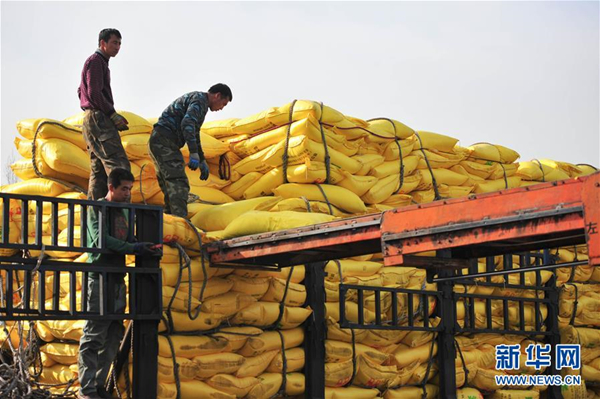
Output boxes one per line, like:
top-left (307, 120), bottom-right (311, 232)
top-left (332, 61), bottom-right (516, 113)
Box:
top-left (78, 28), bottom-right (131, 200)
top-left (149, 84), bottom-right (232, 217)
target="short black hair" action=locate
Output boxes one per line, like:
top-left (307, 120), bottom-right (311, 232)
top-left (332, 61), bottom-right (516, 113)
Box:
top-left (108, 168), bottom-right (134, 188)
top-left (209, 83), bottom-right (233, 102)
top-left (98, 28), bottom-right (121, 46)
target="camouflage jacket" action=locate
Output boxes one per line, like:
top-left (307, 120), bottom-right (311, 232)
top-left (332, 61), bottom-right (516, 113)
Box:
top-left (155, 91), bottom-right (209, 156)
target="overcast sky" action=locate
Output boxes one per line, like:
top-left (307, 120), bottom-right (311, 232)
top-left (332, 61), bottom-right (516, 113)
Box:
top-left (1, 1), bottom-right (599, 185)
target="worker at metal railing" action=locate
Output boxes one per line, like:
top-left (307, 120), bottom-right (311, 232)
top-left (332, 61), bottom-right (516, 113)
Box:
top-left (78, 28), bottom-right (131, 201)
top-left (78, 168), bottom-right (159, 399)
top-left (148, 84), bottom-right (232, 218)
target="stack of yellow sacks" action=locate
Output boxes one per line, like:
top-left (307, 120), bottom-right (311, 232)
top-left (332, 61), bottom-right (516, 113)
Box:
top-left (2, 99), bottom-right (598, 398)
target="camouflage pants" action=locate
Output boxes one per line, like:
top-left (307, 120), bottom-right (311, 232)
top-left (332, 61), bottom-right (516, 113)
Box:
top-left (78, 276), bottom-right (126, 396)
top-left (82, 110), bottom-right (130, 200)
top-left (148, 126), bottom-right (190, 218)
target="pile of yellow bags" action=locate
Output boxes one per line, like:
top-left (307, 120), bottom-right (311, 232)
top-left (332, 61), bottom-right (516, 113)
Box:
top-left (2, 100), bottom-right (598, 398)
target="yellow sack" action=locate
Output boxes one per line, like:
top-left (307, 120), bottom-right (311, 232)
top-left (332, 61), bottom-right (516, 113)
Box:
top-left (189, 186), bottom-right (235, 204)
top-left (176, 278), bottom-right (234, 301)
top-left (33, 138), bottom-right (90, 178)
top-left (383, 384), bottom-right (439, 399)
top-left (17, 118), bottom-right (86, 150)
top-left (489, 162), bottom-right (519, 180)
top-left (233, 265), bottom-right (305, 284)
top-left (201, 292), bottom-right (256, 317)
top-left (438, 184), bottom-right (474, 198)
top-left (193, 352), bottom-right (245, 379)
top-left (337, 172), bottom-right (379, 197)
top-left (474, 176), bottom-right (521, 193)
top-left (206, 374), bottom-right (258, 397)
top-left (488, 390), bottom-right (539, 399)
top-left (267, 347), bottom-right (305, 373)
top-left (221, 210), bottom-right (337, 239)
top-left (220, 172), bottom-right (264, 201)
top-left (212, 326), bottom-right (264, 352)
top-left (325, 301), bottom-right (378, 323)
top-left (261, 277), bottom-right (306, 306)
top-left (158, 380), bottom-right (236, 399)
top-left (325, 359), bottom-right (353, 387)
top-left (380, 137), bottom-right (417, 160)
top-left (246, 372), bottom-right (304, 398)
top-left (350, 154), bottom-right (385, 176)
top-left (361, 171), bottom-right (422, 204)
top-left (419, 168), bottom-right (470, 187)
top-left (325, 260), bottom-right (383, 280)
top-left (273, 183), bottom-right (366, 214)
top-left (231, 115), bottom-right (347, 157)
top-left (577, 164), bottom-right (598, 176)
top-left (365, 118), bottom-right (415, 141)
top-left (201, 118), bottom-right (239, 138)
top-left (121, 134), bottom-right (150, 159)
top-left (457, 387), bottom-right (484, 399)
top-left (158, 334), bottom-right (229, 359)
top-left (158, 310), bottom-right (223, 333)
top-left (369, 155), bottom-right (419, 179)
top-left (1, 178), bottom-right (70, 197)
top-left (269, 198), bottom-right (350, 218)
top-left (157, 355), bottom-right (198, 382)
top-left (460, 160), bottom-right (497, 179)
top-left (353, 355), bottom-right (398, 389)
top-left (36, 320), bottom-right (84, 342)
top-left (131, 178), bottom-right (160, 203)
top-left (41, 342), bottom-right (79, 365)
top-left (468, 143), bottom-right (520, 164)
top-left (392, 342), bottom-right (437, 368)
top-left (192, 196), bottom-right (281, 232)
top-left (517, 161), bottom-right (570, 182)
top-left (37, 364), bottom-right (78, 385)
top-left (327, 386), bottom-right (380, 399)
top-left (415, 148), bottom-right (465, 169)
top-left (64, 110), bottom-right (152, 135)
top-left (413, 131), bottom-right (459, 152)
top-left (10, 158), bottom-right (89, 189)
top-left (237, 328), bottom-right (304, 357)
top-left (163, 214), bottom-right (201, 248)
top-left (235, 350), bottom-right (278, 378)
top-left (226, 275), bottom-right (270, 299)
top-left (229, 301), bottom-right (312, 329)
top-left (380, 194), bottom-right (414, 208)
top-left (161, 286), bottom-right (202, 312)
top-left (14, 137), bottom-right (34, 157)
top-left (187, 202), bottom-right (215, 218)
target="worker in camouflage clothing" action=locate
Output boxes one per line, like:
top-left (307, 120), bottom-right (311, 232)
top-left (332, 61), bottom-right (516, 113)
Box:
top-left (78, 28), bottom-right (131, 200)
top-left (149, 84), bottom-right (232, 218)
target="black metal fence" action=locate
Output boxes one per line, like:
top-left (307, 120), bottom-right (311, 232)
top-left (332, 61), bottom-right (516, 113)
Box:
top-left (0, 192), bottom-right (163, 398)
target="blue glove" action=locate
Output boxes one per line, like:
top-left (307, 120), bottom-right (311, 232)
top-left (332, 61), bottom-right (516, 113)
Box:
top-left (199, 160), bottom-right (210, 181)
top-left (188, 153), bottom-right (200, 170)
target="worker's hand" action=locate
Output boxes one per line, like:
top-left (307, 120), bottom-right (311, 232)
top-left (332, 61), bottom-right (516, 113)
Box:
top-left (110, 112), bottom-right (129, 131)
top-left (133, 242), bottom-right (160, 257)
top-left (199, 160), bottom-right (210, 181)
top-left (188, 153), bottom-right (201, 171)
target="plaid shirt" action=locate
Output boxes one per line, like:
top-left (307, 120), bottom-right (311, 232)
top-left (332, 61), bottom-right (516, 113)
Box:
top-left (78, 50), bottom-right (115, 115)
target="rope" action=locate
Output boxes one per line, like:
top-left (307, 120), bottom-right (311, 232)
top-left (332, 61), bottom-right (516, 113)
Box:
top-left (274, 330), bottom-right (288, 397)
top-left (454, 338), bottom-right (471, 388)
top-left (281, 100), bottom-right (298, 184)
top-left (269, 266), bottom-right (295, 330)
top-left (165, 334), bottom-right (181, 399)
top-left (413, 132), bottom-right (442, 201)
top-left (533, 159), bottom-right (546, 182)
top-left (31, 121), bottom-right (86, 194)
top-left (318, 102), bottom-right (332, 184)
top-left (366, 118), bottom-right (405, 194)
top-left (499, 163), bottom-right (509, 189)
top-left (138, 163), bottom-right (148, 205)
top-left (313, 184), bottom-right (334, 216)
top-left (300, 197), bottom-right (312, 213)
top-left (343, 328), bottom-right (357, 387)
top-left (218, 153), bottom-right (231, 181)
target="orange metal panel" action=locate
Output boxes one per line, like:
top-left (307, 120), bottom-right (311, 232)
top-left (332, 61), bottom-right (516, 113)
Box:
top-left (382, 213), bottom-right (584, 266)
top-left (381, 178), bottom-right (584, 239)
top-left (582, 172), bottom-right (600, 266)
